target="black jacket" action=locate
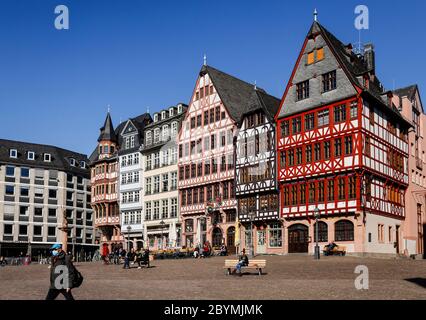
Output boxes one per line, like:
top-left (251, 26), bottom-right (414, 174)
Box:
top-left (239, 254), bottom-right (249, 266)
top-left (49, 251), bottom-right (76, 290)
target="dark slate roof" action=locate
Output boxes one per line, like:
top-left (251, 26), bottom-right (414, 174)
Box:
top-left (0, 139), bottom-right (90, 177)
top-left (98, 112), bottom-right (117, 143)
top-left (305, 21), bottom-right (410, 126)
top-left (89, 113), bottom-right (152, 163)
top-left (201, 65), bottom-right (266, 124)
top-left (393, 85), bottom-right (418, 101)
top-left (243, 89), bottom-right (281, 122)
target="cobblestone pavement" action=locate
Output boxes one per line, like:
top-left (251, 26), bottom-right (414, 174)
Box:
top-left (0, 255), bottom-right (425, 300)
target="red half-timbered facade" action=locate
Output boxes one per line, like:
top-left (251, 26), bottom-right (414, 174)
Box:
top-left (276, 21), bottom-right (411, 255)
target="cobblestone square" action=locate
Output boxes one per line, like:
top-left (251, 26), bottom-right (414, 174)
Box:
top-left (0, 255), bottom-right (425, 300)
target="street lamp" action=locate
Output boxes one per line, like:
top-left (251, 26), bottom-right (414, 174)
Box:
top-left (160, 220), bottom-right (165, 250)
top-left (248, 211), bottom-right (256, 258)
top-left (127, 226), bottom-right (132, 253)
top-left (314, 207), bottom-right (320, 260)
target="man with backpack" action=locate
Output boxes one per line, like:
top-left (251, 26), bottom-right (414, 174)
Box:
top-left (45, 243), bottom-right (83, 300)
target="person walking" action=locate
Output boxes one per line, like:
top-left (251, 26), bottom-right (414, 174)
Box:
top-left (45, 244), bottom-right (77, 300)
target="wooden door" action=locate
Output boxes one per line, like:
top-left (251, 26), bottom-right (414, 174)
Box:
top-left (288, 224), bottom-right (309, 253)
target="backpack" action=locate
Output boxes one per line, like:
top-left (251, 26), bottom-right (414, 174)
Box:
top-left (72, 268), bottom-right (84, 288)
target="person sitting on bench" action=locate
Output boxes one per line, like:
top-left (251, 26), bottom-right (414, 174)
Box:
top-left (325, 241), bottom-right (337, 255)
top-left (234, 249), bottom-right (249, 276)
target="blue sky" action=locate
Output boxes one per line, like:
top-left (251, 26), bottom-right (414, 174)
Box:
top-left (0, 0), bottom-right (424, 155)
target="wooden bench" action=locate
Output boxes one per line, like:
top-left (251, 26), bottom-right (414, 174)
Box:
top-left (224, 260), bottom-right (266, 276)
top-left (323, 245), bottom-right (347, 256)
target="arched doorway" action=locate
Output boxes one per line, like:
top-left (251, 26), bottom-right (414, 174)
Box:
top-left (288, 224), bottom-right (309, 253)
top-left (212, 227), bottom-right (223, 248)
top-left (227, 227), bottom-right (236, 254)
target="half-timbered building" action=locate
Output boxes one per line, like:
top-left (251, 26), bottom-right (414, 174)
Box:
top-left (393, 85), bottom-right (426, 258)
top-left (178, 64), bottom-right (274, 253)
top-left (276, 20), bottom-right (412, 256)
top-left (235, 89), bottom-right (282, 255)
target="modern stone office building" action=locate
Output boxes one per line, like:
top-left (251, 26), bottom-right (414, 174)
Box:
top-left (0, 139), bottom-right (96, 259)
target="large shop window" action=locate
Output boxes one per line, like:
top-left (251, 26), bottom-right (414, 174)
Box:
top-left (335, 220), bottom-right (354, 241)
top-left (269, 224), bottom-right (283, 247)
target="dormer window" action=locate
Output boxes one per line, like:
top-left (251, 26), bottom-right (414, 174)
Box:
top-left (27, 151), bottom-right (35, 161)
top-left (70, 158), bottom-right (76, 167)
top-left (146, 131), bottom-right (152, 145)
top-left (162, 111), bottom-right (167, 120)
top-left (178, 105), bottom-right (183, 114)
top-left (154, 114), bottom-right (158, 122)
top-left (80, 161), bottom-right (86, 169)
top-left (169, 108), bottom-right (174, 116)
top-left (44, 153), bottom-right (51, 162)
top-left (9, 149), bottom-right (17, 158)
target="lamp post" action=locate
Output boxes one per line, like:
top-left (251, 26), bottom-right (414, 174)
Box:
top-left (314, 207), bottom-right (320, 260)
top-left (160, 220), bottom-right (165, 250)
top-left (248, 212), bottom-right (256, 258)
top-left (127, 226), bottom-right (132, 253)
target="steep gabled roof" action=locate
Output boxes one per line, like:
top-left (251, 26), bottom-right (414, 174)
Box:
top-left (393, 85), bottom-right (418, 101)
top-left (200, 65), bottom-right (263, 124)
top-left (243, 89), bottom-right (281, 122)
top-left (276, 21), bottom-right (411, 127)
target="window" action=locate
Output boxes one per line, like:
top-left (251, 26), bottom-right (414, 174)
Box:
top-left (369, 106), bottom-right (375, 125)
top-left (19, 225), bottom-right (28, 235)
top-left (162, 200), bottom-right (169, 219)
top-left (377, 224), bottom-right (385, 243)
top-left (338, 177), bottom-right (346, 200)
top-left (292, 117), bottom-right (301, 134)
top-left (314, 222), bottom-right (328, 242)
top-left (9, 149), bottom-right (17, 158)
top-left (6, 166), bottom-right (15, 177)
top-left (345, 136), bottom-right (353, 155)
top-left (348, 176), bottom-right (357, 199)
top-left (322, 70), bottom-right (337, 92)
top-left (317, 48), bottom-right (324, 61)
top-left (20, 167), bottom-right (29, 178)
top-left (48, 208), bottom-right (56, 217)
top-left (306, 145), bottom-right (312, 163)
top-left (4, 224), bottom-right (13, 235)
top-left (20, 206), bottom-right (29, 215)
top-left (70, 158), bottom-right (76, 166)
top-left (327, 179), bottom-right (334, 201)
top-left (318, 109), bottom-right (329, 127)
top-left (324, 141), bottom-right (331, 160)
top-left (27, 151), bottom-right (35, 160)
top-left (281, 120), bottom-right (290, 137)
top-left (34, 225), bottom-right (42, 236)
top-left (269, 223), bottom-right (283, 247)
top-left (5, 185), bottom-right (14, 195)
top-left (49, 189), bottom-right (57, 199)
top-left (335, 220), bottom-right (354, 241)
top-left (350, 101), bottom-right (358, 119)
top-left (162, 173), bottom-right (169, 192)
top-left (34, 207), bottom-right (43, 216)
top-left (334, 105), bottom-right (346, 123)
top-left (21, 187), bottom-right (29, 197)
top-left (305, 113), bottom-right (315, 131)
top-left (296, 80), bottom-right (309, 101)
top-left (307, 51), bottom-right (315, 65)
top-left (185, 219), bottom-right (194, 233)
top-left (365, 136), bottom-right (371, 156)
top-left (334, 138), bottom-right (342, 157)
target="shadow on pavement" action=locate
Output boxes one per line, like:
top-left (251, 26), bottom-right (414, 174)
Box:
top-left (405, 278), bottom-right (426, 289)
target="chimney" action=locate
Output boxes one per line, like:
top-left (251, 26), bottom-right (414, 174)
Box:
top-left (364, 43), bottom-right (375, 73)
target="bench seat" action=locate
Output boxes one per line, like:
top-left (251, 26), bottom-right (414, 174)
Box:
top-left (224, 260), bottom-right (266, 276)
